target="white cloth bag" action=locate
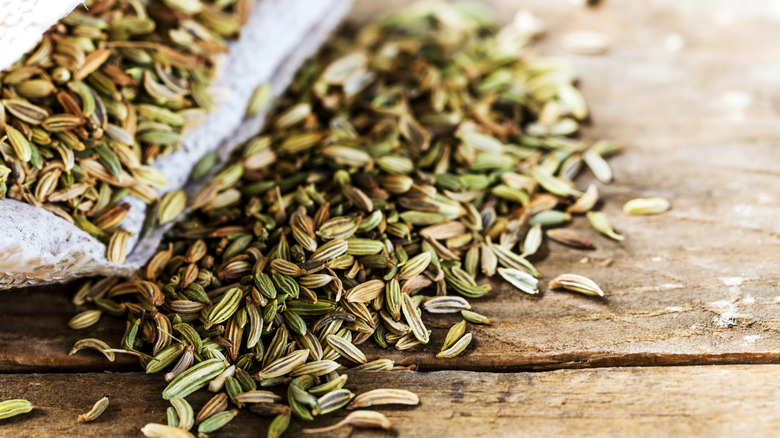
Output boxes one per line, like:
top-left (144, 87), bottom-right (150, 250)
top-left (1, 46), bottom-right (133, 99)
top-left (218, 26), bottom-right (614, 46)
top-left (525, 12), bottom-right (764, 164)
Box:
top-left (0, 0), bottom-right (353, 288)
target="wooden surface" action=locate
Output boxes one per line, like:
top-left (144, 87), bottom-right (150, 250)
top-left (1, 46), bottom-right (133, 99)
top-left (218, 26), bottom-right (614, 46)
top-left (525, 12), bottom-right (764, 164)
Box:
top-left (3, 0), bottom-right (780, 436)
top-left (3, 366), bottom-right (780, 437)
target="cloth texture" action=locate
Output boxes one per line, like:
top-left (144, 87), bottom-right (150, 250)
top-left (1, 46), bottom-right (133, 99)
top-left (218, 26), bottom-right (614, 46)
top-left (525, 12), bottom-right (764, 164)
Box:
top-left (0, 0), bottom-right (353, 288)
top-left (0, 0), bottom-right (83, 71)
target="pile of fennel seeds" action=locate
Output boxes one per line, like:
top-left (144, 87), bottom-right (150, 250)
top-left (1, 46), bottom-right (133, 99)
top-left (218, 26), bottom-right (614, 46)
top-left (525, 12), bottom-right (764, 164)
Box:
top-left (0, 0), bottom-right (254, 263)
top-left (65, 2), bottom-right (635, 436)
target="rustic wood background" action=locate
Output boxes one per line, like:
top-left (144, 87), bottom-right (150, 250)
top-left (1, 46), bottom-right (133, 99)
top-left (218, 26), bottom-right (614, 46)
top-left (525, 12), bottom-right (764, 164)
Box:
top-left (3, 0), bottom-right (780, 436)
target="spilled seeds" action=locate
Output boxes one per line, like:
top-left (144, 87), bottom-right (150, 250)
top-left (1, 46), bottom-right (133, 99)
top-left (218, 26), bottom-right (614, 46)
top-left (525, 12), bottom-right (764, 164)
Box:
top-left (61, 2), bottom-right (660, 435)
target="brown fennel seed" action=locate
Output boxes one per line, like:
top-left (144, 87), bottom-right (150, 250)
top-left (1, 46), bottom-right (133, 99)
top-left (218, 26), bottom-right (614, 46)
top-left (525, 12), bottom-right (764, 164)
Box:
top-left (303, 410), bottom-right (392, 434)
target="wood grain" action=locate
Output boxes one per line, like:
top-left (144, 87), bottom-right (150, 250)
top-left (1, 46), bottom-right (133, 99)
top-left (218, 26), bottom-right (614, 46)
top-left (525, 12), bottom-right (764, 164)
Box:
top-left (4, 0), bottom-right (780, 374)
top-left (3, 1), bottom-right (780, 436)
top-left (2, 365), bottom-right (780, 437)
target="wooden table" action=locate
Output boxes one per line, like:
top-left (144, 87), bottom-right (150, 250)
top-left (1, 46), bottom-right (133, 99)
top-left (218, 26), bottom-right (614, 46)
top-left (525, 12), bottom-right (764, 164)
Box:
top-left (3, 0), bottom-right (780, 436)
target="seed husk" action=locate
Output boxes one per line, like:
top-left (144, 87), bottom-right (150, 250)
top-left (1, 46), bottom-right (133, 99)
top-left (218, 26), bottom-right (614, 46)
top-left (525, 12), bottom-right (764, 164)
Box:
top-left (419, 222), bottom-right (466, 240)
top-left (437, 332), bottom-right (473, 358)
top-left (529, 210), bottom-right (572, 227)
top-left (562, 30), bottom-right (610, 55)
top-left (442, 321), bottom-right (467, 351)
top-left (195, 393), bottom-right (228, 425)
top-left (461, 310), bottom-right (490, 325)
top-left (170, 398), bottom-right (194, 431)
top-left (69, 338), bottom-right (115, 362)
top-left (497, 268), bottom-right (539, 295)
top-left (141, 423), bottom-right (195, 438)
top-left (233, 390), bottom-right (283, 404)
top-left (0, 399), bottom-right (34, 420)
top-left (147, 344), bottom-right (186, 374)
top-left (268, 413), bottom-right (291, 438)
top-left (521, 223), bottom-right (543, 257)
top-left (208, 365), bottom-right (236, 393)
top-left (623, 197), bottom-right (671, 215)
top-left (326, 335), bottom-right (367, 364)
top-left (162, 359), bottom-right (227, 400)
top-left (342, 185), bottom-right (373, 212)
top-left (290, 360), bottom-right (341, 377)
top-left (423, 296), bottom-right (471, 313)
top-left (311, 239), bottom-right (349, 261)
top-left (5, 126), bottom-right (32, 162)
top-left (401, 294), bottom-right (429, 344)
top-left (347, 389), bottom-right (419, 410)
top-left (246, 82), bottom-right (272, 117)
top-left (254, 349), bottom-right (310, 381)
top-left (205, 287), bottom-right (244, 328)
top-left (492, 244), bottom-right (538, 277)
top-left (587, 211), bottom-right (625, 241)
top-left (107, 230), bottom-right (132, 264)
top-left (165, 347), bottom-right (195, 382)
top-left (68, 310), bottom-right (102, 329)
top-left (235, 368), bottom-right (258, 391)
top-left (350, 359), bottom-right (395, 372)
top-left (546, 228), bottom-right (595, 249)
top-left (398, 252), bottom-right (433, 280)
top-left (549, 273), bottom-right (605, 297)
top-left (481, 242), bottom-right (498, 276)
top-left (312, 389), bottom-right (355, 415)
top-left (78, 396), bottom-right (109, 423)
top-left (167, 407), bottom-right (179, 428)
top-left (529, 167), bottom-right (582, 198)
top-left (223, 378), bottom-right (243, 409)
top-left (344, 279), bottom-right (385, 303)
top-left (248, 403), bottom-right (291, 418)
top-left (583, 150), bottom-right (613, 183)
top-left (198, 409), bottom-right (238, 434)
top-left (158, 190), bottom-right (188, 225)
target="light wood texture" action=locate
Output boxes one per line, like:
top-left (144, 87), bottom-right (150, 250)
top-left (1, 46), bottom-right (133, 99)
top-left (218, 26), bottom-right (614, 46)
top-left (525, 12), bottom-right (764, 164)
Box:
top-left (355, 0), bottom-right (780, 368)
top-left (2, 366), bottom-right (780, 437)
top-left (356, 0), bottom-right (780, 370)
top-left (6, 0), bottom-right (780, 373)
top-left (3, 0), bottom-right (780, 436)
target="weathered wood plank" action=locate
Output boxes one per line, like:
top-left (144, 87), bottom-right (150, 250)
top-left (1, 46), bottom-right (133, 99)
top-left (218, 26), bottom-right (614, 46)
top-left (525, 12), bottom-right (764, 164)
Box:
top-left (4, 276), bottom-right (780, 374)
top-left (0, 284), bottom-right (137, 372)
top-left (374, 0), bottom-right (780, 368)
top-left (2, 365), bottom-right (780, 437)
top-left (4, 0), bottom-right (780, 373)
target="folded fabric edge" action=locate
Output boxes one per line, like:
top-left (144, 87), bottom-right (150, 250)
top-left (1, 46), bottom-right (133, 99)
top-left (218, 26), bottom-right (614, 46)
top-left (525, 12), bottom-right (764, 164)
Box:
top-left (0, 0), bottom-right (353, 289)
top-left (0, 0), bottom-right (83, 71)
